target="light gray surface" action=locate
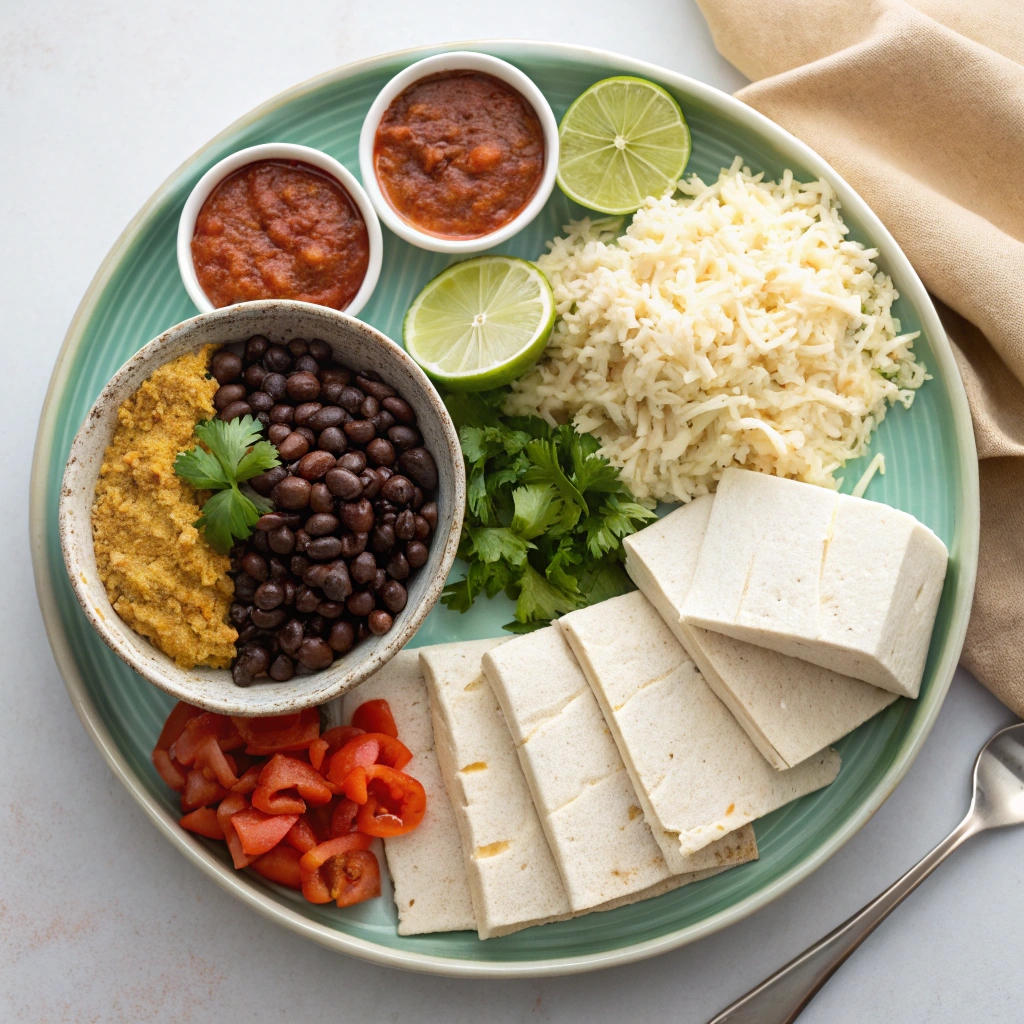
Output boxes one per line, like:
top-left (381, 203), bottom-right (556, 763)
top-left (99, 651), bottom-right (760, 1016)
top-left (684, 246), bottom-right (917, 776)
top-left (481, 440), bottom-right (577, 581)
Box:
top-left (2, 1), bottom-right (1019, 1021)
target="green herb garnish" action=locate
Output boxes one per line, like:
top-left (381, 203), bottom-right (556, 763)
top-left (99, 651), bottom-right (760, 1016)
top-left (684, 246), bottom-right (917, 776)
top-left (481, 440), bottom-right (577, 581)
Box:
top-left (441, 389), bottom-right (657, 632)
top-left (174, 415), bottom-right (280, 553)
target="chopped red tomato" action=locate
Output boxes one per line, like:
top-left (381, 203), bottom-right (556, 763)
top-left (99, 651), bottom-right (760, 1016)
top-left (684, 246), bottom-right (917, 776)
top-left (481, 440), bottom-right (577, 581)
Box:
top-left (173, 712), bottom-right (243, 764)
top-left (192, 735), bottom-right (239, 788)
top-left (345, 765), bottom-right (426, 838)
top-left (252, 754), bottom-right (333, 815)
top-left (152, 750), bottom-right (189, 792)
top-left (299, 834), bottom-right (378, 907)
top-left (284, 816), bottom-right (319, 853)
top-left (231, 808), bottom-right (299, 856)
top-left (154, 701), bottom-right (204, 753)
top-left (351, 699), bottom-right (399, 739)
top-left (331, 798), bottom-right (360, 837)
top-left (179, 806), bottom-right (225, 840)
top-left (232, 708), bottom-right (320, 755)
top-left (231, 764), bottom-right (262, 795)
top-left (326, 735), bottom-right (381, 790)
top-left (251, 844), bottom-right (304, 890)
top-left (309, 726), bottom-right (364, 773)
top-left (217, 793), bottom-right (255, 869)
top-left (181, 769), bottom-right (228, 812)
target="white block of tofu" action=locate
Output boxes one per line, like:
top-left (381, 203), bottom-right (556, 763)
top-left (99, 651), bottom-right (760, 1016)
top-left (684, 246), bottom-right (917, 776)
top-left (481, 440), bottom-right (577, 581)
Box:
top-left (680, 469), bottom-right (948, 698)
top-left (559, 592), bottom-right (841, 861)
top-left (481, 627), bottom-right (758, 911)
top-left (624, 496), bottom-right (898, 770)
top-left (338, 650), bottom-right (476, 936)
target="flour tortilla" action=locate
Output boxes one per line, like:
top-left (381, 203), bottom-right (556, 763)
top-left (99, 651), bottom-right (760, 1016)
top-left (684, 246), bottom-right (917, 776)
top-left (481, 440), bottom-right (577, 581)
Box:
top-left (624, 496), bottom-right (897, 769)
top-left (559, 592), bottom-right (841, 862)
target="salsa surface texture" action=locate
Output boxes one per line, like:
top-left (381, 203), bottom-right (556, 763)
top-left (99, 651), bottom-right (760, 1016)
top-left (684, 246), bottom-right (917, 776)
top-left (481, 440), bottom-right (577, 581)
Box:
top-left (374, 71), bottom-right (545, 239)
top-left (191, 160), bottom-right (369, 309)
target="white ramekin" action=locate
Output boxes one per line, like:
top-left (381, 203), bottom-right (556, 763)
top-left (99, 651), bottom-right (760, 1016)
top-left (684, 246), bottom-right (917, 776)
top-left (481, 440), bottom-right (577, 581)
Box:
top-left (358, 52), bottom-right (559, 254)
top-left (176, 143), bottom-right (383, 316)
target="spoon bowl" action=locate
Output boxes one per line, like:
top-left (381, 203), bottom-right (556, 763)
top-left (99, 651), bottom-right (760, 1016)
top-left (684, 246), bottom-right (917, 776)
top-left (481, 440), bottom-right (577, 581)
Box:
top-left (970, 722), bottom-right (1024, 831)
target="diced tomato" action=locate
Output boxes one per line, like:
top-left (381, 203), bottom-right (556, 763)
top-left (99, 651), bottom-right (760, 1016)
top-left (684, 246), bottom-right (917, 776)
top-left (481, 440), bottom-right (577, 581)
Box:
top-left (251, 844), bottom-right (303, 890)
top-left (179, 806), bottom-right (225, 840)
top-left (217, 793), bottom-right (255, 869)
top-left (309, 726), bottom-right (364, 773)
top-left (284, 816), bottom-right (319, 853)
top-left (154, 701), bottom-right (203, 753)
top-left (231, 764), bottom-right (263, 795)
top-left (351, 699), bottom-right (399, 739)
top-left (181, 769), bottom-right (228, 812)
top-left (331, 798), bottom-right (360, 837)
top-left (231, 808), bottom-right (299, 856)
top-left (152, 750), bottom-right (188, 791)
top-left (232, 708), bottom-right (320, 755)
top-left (298, 834), bottom-right (377, 906)
top-left (192, 735), bottom-right (239, 788)
top-left (350, 765), bottom-right (426, 838)
top-left (326, 736), bottom-right (381, 790)
top-left (252, 754), bottom-right (333, 815)
top-left (172, 712), bottom-right (243, 764)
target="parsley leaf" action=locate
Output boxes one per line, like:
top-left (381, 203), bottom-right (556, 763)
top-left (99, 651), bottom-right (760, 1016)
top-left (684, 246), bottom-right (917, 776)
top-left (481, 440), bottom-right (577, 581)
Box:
top-left (174, 414), bottom-right (281, 553)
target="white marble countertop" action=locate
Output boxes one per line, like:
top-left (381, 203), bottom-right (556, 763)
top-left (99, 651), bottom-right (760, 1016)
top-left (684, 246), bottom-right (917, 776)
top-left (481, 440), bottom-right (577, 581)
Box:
top-left (3, 2), bottom-right (1020, 1021)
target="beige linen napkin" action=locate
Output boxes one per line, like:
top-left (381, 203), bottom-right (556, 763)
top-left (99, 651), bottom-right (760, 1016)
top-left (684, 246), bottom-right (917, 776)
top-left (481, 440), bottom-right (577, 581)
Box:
top-left (695, 0), bottom-right (1024, 716)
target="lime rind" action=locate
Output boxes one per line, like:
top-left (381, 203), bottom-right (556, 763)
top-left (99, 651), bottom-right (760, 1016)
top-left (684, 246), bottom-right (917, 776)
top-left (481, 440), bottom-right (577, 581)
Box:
top-left (403, 256), bottom-right (555, 391)
top-left (556, 75), bottom-right (691, 215)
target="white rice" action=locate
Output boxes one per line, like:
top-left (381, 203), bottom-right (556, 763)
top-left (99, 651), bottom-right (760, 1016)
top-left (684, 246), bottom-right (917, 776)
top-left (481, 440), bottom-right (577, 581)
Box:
top-left (507, 159), bottom-right (925, 503)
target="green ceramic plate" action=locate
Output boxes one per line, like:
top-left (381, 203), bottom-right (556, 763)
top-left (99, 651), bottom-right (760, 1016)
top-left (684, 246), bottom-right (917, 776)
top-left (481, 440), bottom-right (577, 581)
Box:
top-left (30, 41), bottom-right (978, 977)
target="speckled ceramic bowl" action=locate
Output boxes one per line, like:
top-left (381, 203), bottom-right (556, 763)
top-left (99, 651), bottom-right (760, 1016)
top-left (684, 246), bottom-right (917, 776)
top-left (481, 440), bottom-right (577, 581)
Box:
top-left (58, 300), bottom-right (464, 716)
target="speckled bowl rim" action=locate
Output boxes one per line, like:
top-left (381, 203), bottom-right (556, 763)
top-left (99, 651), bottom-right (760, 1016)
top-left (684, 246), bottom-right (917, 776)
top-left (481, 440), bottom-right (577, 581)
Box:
top-left (57, 300), bottom-right (465, 716)
top-left (30, 40), bottom-right (978, 978)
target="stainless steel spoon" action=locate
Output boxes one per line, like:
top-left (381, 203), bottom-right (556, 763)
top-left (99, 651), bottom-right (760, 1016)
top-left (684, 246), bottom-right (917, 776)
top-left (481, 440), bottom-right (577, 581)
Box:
top-left (706, 721), bottom-right (1024, 1024)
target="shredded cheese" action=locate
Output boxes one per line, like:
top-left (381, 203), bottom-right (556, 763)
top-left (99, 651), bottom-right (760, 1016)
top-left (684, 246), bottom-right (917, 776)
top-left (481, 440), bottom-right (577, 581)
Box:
top-left (508, 160), bottom-right (925, 503)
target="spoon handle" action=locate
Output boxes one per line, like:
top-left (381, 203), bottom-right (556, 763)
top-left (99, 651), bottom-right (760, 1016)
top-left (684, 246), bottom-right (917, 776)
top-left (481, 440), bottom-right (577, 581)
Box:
top-left (705, 812), bottom-right (981, 1024)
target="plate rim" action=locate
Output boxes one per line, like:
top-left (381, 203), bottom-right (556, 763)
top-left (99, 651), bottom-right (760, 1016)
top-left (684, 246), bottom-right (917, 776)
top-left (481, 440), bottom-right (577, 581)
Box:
top-left (30, 38), bottom-right (979, 978)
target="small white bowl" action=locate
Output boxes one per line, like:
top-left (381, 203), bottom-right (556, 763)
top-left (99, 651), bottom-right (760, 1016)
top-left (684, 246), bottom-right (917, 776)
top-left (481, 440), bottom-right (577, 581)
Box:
top-left (177, 143), bottom-right (383, 316)
top-left (358, 52), bottom-right (558, 254)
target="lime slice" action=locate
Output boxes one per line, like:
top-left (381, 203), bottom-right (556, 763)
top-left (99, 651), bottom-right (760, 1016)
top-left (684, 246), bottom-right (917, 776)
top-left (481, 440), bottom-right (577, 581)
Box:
top-left (403, 256), bottom-right (555, 391)
top-left (557, 76), bottom-right (691, 215)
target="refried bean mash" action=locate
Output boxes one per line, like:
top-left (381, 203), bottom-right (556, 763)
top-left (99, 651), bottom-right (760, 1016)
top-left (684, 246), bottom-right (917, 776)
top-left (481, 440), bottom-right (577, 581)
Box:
top-left (91, 346), bottom-right (237, 669)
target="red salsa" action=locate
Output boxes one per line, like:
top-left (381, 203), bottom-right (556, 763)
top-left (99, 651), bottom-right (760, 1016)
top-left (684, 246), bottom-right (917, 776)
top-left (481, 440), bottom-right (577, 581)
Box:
top-left (374, 71), bottom-right (545, 239)
top-left (191, 160), bottom-right (370, 310)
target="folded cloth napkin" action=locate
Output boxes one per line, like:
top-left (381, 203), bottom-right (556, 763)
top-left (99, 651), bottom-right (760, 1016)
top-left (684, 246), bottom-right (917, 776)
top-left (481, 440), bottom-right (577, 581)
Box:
top-left (696, 0), bottom-right (1024, 717)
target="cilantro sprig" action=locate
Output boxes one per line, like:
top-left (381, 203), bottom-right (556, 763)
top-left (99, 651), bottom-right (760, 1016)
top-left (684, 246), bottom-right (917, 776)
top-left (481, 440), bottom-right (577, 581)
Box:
top-left (174, 416), bottom-right (281, 553)
top-left (441, 389), bottom-right (656, 632)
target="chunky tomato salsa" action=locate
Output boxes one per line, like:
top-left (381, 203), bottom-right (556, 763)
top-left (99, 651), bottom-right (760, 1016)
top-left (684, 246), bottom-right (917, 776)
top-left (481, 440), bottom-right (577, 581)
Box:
top-left (191, 160), bottom-right (370, 310)
top-left (373, 71), bottom-right (545, 239)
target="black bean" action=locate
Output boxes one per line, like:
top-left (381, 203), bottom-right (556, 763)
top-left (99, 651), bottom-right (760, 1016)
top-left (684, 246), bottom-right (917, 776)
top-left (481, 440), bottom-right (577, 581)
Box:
top-left (377, 466), bottom-right (394, 482)
top-left (294, 587), bottom-right (321, 614)
top-left (413, 514), bottom-right (431, 540)
top-left (211, 349), bottom-right (243, 384)
top-left (286, 371), bottom-right (321, 402)
top-left (294, 354), bottom-right (319, 374)
top-left (323, 564), bottom-right (353, 602)
top-left (324, 467), bottom-right (360, 500)
top-left (292, 428), bottom-right (314, 448)
top-left (337, 451), bottom-right (367, 474)
top-left (254, 511), bottom-right (287, 531)
top-left (269, 403), bottom-right (293, 425)
top-left (309, 406), bottom-right (344, 431)
top-left (268, 526), bottom-right (295, 555)
top-left (281, 579), bottom-right (296, 605)
top-left (358, 469), bottom-right (381, 499)
top-left (380, 580), bottom-right (407, 613)
top-left (382, 474), bottom-right (414, 506)
top-left (328, 620), bottom-right (356, 653)
top-left (297, 638), bottom-right (333, 671)
top-left (306, 513), bottom-right (340, 537)
top-left (406, 540), bottom-right (429, 569)
top-left (268, 655), bottom-right (294, 681)
top-left (368, 609), bottom-right (393, 635)
top-left (340, 531), bottom-right (368, 558)
top-left (340, 498), bottom-right (375, 533)
top-left (236, 625), bottom-right (261, 646)
top-left (344, 419), bottom-right (376, 445)
top-left (350, 551), bottom-right (377, 584)
top-left (290, 555), bottom-right (311, 577)
top-left (360, 394), bottom-right (380, 419)
top-left (346, 591), bottom-right (375, 617)
top-left (310, 482), bottom-right (334, 514)
top-left (274, 432), bottom-right (307, 461)
top-left (271, 476), bottom-right (311, 509)
top-left (268, 557), bottom-right (288, 581)
top-left (268, 423), bottom-right (292, 445)
top-left (420, 502), bottom-right (438, 530)
top-left (397, 448), bottom-right (438, 489)
top-left (339, 387), bottom-right (364, 413)
top-left (306, 615), bottom-right (327, 638)
top-left (263, 373), bottom-right (288, 401)
top-left (382, 395), bottom-right (416, 424)
top-left (317, 600), bottom-right (344, 619)
top-left (241, 551), bottom-right (268, 581)
top-left (371, 523), bottom-right (396, 553)
top-left (371, 568), bottom-right (387, 592)
top-left (309, 339), bottom-right (332, 362)
top-left (388, 425), bottom-right (421, 451)
top-left (288, 338), bottom-right (308, 357)
top-left (356, 376), bottom-right (395, 400)
top-left (264, 344), bottom-right (293, 373)
top-left (321, 379), bottom-right (345, 404)
top-left (244, 363), bottom-right (268, 390)
top-left (318, 426), bottom-right (347, 453)
top-left (307, 536), bottom-right (343, 561)
top-left (294, 402), bottom-right (322, 426)
top-left (229, 602), bottom-right (251, 628)
top-left (297, 450), bottom-right (336, 481)
top-left (245, 335), bottom-right (270, 363)
top-left (410, 487), bottom-right (424, 511)
top-left (303, 563), bottom-right (330, 588)
top-left (248, 390), bottom-right (273, 413)
top-left (218, 399), bottom-right (253, 422)
top-left (252, 607), bottom-right (288, 629)
top-left (233, 644), bottom-right (269, 686)
top-left (254, 581), bottom-right (285, 610)
top-left (251, 529), bottom-right (270, 554)
top-left (371, 410), bottom-right (396, 434)
top-left (294, 529), bottom-right (310, 554)
top-left (395, 510), bottom-right (416, 541)
top-left (386, 551), bottom-right (410, 580)
top-left (234, 572), bottom-right (257, 601)
top-left (366, 437), bottom-right (396, 467)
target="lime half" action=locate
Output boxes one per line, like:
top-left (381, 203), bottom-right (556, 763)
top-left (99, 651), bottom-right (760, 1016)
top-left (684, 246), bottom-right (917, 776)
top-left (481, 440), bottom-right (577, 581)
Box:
top-left (557, 76), bottom-right (691, 215)
top-left (403, 256), bottom-right (555, 391)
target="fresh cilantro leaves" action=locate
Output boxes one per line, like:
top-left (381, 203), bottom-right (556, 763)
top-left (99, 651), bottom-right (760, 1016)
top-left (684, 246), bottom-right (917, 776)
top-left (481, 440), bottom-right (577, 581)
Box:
top-left (440, 388), bottom-right (656, 632)
top-left (174, 415), bottom-right (280, 553)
